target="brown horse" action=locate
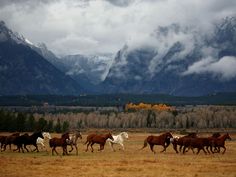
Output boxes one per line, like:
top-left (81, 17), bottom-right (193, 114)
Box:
top-left (2, 132), bottom-right (20, 151)
top-left (140, 132), bottom-right (173, 154)
top-left (172, 132), bottom-right (197, 153)
top-left (182, 137), bottom-right (209, 154)
top-left (49, 132), bottom-right (70, 155)
top-left (84, 132), bottom-right (114, 152)
top-left (210, 133), bottom-right (231, 154)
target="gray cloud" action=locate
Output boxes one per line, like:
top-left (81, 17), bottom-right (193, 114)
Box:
top-left (0, 0), bottom-right (235, 56)
top-left (182, 56), bottom-right (236, 80)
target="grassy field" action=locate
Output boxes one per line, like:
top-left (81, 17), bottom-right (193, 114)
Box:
top-left (0, 132), bottom-right (235, 177)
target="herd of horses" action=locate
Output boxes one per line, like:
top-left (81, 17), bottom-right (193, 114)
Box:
top-left (0, 131), bottom-right (232, 156)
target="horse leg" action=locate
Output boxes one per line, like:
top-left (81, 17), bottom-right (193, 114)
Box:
top-left (179, 145), bottom-right (183, 153)
top-left (206, 146), bottom-right (211, 154)
top-left (52, 147), bottom-right (54, 155)
top-left (33, 144), bottom-right (39, 152)
top-left (183, 146), bottom-right (187, 154)
top-left (20, 145), bottom-right (24, 153)
top-left (54, 147), bottom-right (59, 155)
top-left (75, 145), bottom-right (78, 155)
top-left (119, 143), bottom-right (125, 151)
top-left (90, 142), bottom-right (95, 152)
top-left (196, 148), bottom-right (201, 154)
top-left (99, 144), bottom-right (104, 151)
top-left (160, 145), bottom-right (166, 153)
top-left (149, 144), bottom-right (156, 154)
top-left (109, 142), bottom-right (115, 152)
top-left (69, 145), bottom-right (73, 153)
top-left (85, 142), bottom-right (91, 152)
top-left (173, 144), bottom-right (178, 154)
top-left (24, 145), bottom-right (29, 152)
top-left (202, 147), bottom-right (207, 155)
top-left (222, 146), bottom-right (226, 154)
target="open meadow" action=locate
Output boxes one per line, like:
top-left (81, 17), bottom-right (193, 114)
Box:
top-left (0, 132), bottom-right (236, 177)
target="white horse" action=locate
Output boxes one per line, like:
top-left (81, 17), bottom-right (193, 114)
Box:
top-left (36, 132), bottom-right (51, 151)
top-left (107, 132), bottom-right (128, 151)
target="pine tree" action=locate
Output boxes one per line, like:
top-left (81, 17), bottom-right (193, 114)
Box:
top-left (54, 119), bottom-right (62, 133)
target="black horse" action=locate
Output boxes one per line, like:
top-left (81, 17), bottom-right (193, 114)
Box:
top-left (14, 132), bottom-right (44, 153)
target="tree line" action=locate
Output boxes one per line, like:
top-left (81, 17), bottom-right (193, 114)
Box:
top-left (0, 110), bottom-right (69, 132)
top-left (1, 106), bottom-right (236, 132)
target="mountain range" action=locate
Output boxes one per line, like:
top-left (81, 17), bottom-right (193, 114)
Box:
top-left (0, 17), bottom-right (236, 96)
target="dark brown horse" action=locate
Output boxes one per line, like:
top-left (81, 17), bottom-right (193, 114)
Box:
top-left (2, 132), bottom-right (20, 151)
top-left (49, 132), bottom-right (70, 155)
top-left (0, 135), bottom-right (7, 150)
top-left (84, 132), bottom-right (114, 152)
top-left (182, 137), bottom-right (209, 154)
top-left (140, 132), bottom-right (173, 154)
top-left (210, 133), bottom-right (231, 154)
top-left (172, 133), bottom-right (198, 153)
top-left (13, 132), bottom-right (44, 153)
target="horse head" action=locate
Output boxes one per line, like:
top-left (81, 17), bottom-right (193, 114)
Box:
top-left (43, 132), bottom-right (52, 139)
top-left (62, 132), bottom-right (70, 140)
top-left (31, 132), bottom-right (43, 139)
top-left (76, 131), bottom-right (82, 139)
top-left (165, 132), bottom-right (173, 139)
top-left (225, 133), bottom-right (232, 140)
top-left (121, 132), bottom-right (129, 139)
top-left (108, 132), bottom-right (114, 141)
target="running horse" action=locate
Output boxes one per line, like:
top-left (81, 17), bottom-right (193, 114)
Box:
top-left (107, 132), bottom-right (129, 151)
top-left (66, 130), bottom-right (82, 155)
top-left (171, 132), bottom-right (198, 153)
top-left (2, 132), bottom-right (20, 151)
top-left (140, 132), bottom-right (173, 154)
top-left (14, 132), bottom-right (44, 153)
top-left (49, 132), bottom-right (70, 155)
top-left (210, 133), bottom-right (231, 154)
top-left (84, 132), bottom-right (114, 152)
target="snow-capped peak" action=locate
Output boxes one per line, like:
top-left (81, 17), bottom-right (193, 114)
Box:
top-left (0, 20), bottom-right (34, 46)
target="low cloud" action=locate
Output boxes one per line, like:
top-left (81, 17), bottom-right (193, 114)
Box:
top-left (0, 0), bottom-right (235, 56)
top-left (182, 56), bottom-right (236, 80)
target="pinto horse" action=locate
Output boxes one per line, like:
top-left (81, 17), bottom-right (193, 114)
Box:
top-left (49, 132), bottom-right (70, 155)
top-left (140, 132), bottom-right (173, 154)
top-left (210, 133), bottom-right (231, 154)
top-left (66, 130), bottom-right (82, 155)
top-left (84, 132), bottom-right (114, 152)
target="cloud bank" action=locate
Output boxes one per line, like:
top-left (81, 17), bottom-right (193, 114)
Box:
top-left (182, 56), bottom-right (236, 80)
top-left (0, 0), bottom-right (235, 56)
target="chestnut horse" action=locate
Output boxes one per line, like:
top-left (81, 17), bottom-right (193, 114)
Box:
top-left (49, 132), bottom-right (70, 155)
top-left (171, 132), bottom-right (197, 153)
top-left (84, 132), bottom-right (114, 152)
top-left (140, 132), bottom-right (173, 154)
top-left (210, 133), bottom-right (231, 154)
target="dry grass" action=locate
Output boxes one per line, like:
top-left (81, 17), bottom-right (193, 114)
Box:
top-left (0, 132), bottom-right (236, 177)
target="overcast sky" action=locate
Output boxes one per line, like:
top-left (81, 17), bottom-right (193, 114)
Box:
top-left (0, 0), bottom-right (235, 56)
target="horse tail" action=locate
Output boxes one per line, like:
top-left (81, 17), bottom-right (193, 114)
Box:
top-left (140, 136), bottom-right (149, 150)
